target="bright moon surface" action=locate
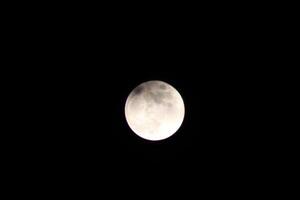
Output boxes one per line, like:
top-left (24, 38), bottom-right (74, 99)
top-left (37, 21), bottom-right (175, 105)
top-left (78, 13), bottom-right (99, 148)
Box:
top-left (125, 80), bottom-right (185, 141)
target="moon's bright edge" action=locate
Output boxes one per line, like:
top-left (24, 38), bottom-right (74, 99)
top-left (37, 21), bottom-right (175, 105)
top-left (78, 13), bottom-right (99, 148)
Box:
top-left (125, 80), bottom-right (185, 141)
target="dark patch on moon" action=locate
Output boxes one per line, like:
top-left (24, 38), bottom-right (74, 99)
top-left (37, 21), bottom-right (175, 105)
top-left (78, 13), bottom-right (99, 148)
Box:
top-left (149, 91), bottom-right (167, 104)
top-left (166, 102), bottom-right (172, 108)
top-left (131, 82), bottom-right (172, 105)
top-left (159, 84), bottom-right (167, 90)
top-left (132, 85), bottom-right (144, 97)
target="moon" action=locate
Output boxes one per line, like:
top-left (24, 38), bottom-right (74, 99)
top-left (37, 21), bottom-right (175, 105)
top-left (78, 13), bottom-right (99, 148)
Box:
top-left (125, 80), bottom-right (185, 141)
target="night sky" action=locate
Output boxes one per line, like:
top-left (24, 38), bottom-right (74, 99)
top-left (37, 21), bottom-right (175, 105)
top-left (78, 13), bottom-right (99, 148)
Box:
top-left (43, 36), bottom-right (270, 186)
top-left (12, 4), bottom-right (283, 196)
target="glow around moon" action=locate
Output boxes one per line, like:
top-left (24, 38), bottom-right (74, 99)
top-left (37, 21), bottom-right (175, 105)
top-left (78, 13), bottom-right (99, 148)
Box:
top-left (125, 80), bottom-right (185, 141)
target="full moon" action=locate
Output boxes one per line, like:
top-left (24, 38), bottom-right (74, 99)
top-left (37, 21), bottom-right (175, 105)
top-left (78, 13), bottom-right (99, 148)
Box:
top-left (125, 80), bottom-right (185, 141)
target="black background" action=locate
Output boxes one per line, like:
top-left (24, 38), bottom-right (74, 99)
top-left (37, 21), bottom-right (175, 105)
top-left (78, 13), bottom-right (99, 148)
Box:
top-left (9, 3), bottom-right (285, 196)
